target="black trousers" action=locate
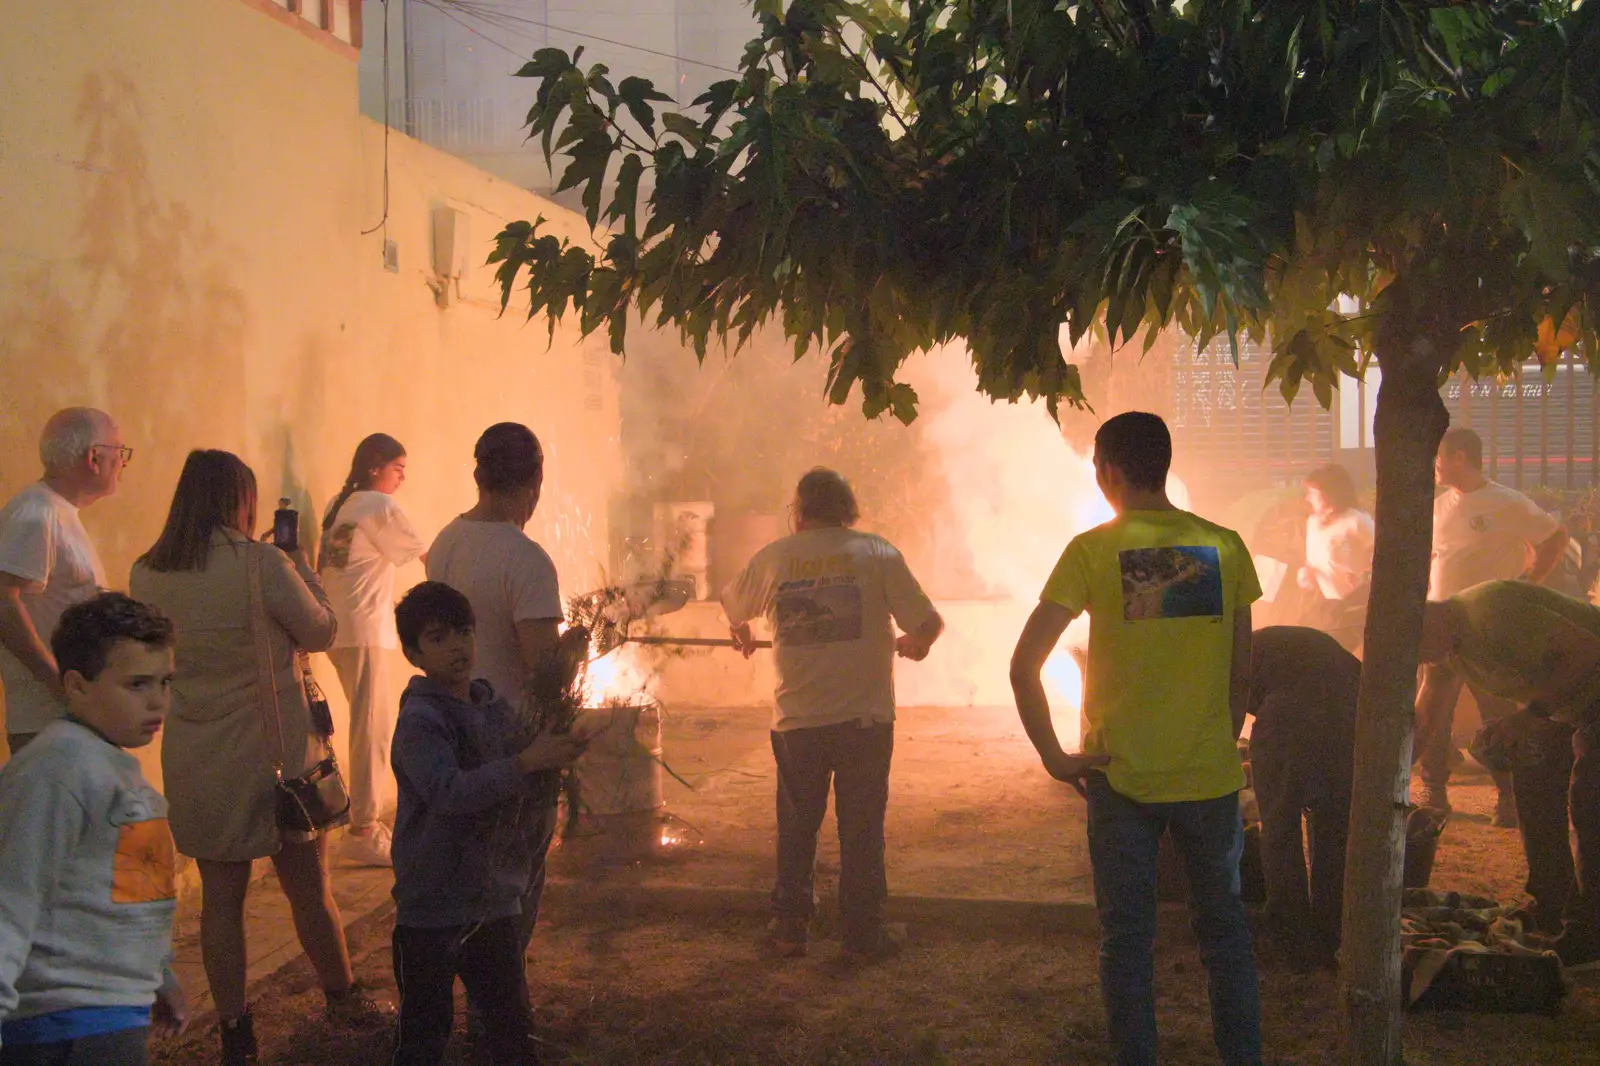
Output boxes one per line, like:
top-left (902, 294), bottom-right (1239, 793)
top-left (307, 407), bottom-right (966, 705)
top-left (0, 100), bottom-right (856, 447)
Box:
top-left (770, 719), bottom-right (893, 951)
top-left (0, 1028), bottom-right (146, 1066)
top-left (516, 805), bottom-right (559, 955)
top-left (1510, 718), bottom-right (1600, 934)
top-left (1415, 661), bottom-right (1516, 793)
top-left (464, 805), bottom-right (558, 1037)
top-left (1250, 728), bottom-right (1350, 950)
top-left (391, 918), bottom-right (535, 1065)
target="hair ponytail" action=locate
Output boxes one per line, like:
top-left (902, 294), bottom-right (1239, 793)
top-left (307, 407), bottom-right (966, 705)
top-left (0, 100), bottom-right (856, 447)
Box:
top-left (323, 433), bottom-right (406, 532)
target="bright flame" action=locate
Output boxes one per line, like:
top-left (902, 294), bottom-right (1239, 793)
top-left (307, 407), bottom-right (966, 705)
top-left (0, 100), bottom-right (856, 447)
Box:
top-left (903, 346), bottom-right (1188, 748)
top-left (583, 644), bottom-right (658, 706)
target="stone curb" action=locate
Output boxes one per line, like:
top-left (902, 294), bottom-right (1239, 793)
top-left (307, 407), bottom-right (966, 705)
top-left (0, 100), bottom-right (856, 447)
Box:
top-left (543, 878), bottom-right (1102, 936)
top-left (176, 878), bottom-right (1101, 1036)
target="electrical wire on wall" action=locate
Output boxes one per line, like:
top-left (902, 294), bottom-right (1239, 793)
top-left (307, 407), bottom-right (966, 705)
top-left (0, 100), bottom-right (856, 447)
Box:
top-left (360, 0), bottom-right (391, 237)
top-left (417, 0), bottom-right (741, 75)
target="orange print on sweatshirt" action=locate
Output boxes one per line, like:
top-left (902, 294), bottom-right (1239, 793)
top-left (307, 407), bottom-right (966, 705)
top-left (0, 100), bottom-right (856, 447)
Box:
top-left (112, 819), bottom-right (177, 904)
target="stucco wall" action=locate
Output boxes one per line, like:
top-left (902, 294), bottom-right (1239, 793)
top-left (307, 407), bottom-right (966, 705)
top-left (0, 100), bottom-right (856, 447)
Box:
top-left (0, 0), bottom-right (620, 782)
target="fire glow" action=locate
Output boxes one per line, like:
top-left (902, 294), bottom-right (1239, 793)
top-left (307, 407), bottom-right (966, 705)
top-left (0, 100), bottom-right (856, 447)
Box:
top-left (905, 346), bottom-right (1189, 748)
top-left (582, 644), bottom-right (658, 707)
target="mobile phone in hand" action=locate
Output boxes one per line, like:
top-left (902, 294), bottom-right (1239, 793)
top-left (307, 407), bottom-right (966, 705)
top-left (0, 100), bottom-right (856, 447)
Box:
top-left (273, 499), bottom-right (299, 553)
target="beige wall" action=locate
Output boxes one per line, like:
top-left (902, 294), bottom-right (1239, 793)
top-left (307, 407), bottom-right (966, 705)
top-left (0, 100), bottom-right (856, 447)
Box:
top-left (0, 0), bottom-right (621, 782)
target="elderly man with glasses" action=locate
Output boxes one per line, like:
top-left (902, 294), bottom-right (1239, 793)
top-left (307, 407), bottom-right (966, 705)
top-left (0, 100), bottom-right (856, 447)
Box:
top-left (0, 408), bottom-right (128, 754)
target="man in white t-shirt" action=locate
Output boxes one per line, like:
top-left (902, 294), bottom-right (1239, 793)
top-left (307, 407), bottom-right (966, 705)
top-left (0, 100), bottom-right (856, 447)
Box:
top-left (0, 409), bottom-right (125, 754)
top-left (723, 468), bottom-right (944, 961)
top-left (1415, 426), bottom-right (1567, 818)
top-left (425, 422), bottom-right (588, 962)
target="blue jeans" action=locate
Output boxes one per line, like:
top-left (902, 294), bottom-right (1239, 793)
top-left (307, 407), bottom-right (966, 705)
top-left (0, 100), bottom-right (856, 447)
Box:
top-left (1086, 772), bottom-right (1261, 1066)
top-left (0, 1026), bottom-right (147, 1066)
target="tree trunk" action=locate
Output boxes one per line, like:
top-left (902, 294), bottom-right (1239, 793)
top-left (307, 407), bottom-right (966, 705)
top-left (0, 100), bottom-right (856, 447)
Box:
top-left (1337, 350), bottom-right (1449, 1064)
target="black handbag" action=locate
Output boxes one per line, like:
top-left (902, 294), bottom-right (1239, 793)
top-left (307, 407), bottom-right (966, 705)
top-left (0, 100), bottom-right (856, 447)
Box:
top-left (248, 543), bottom-right (350, 834)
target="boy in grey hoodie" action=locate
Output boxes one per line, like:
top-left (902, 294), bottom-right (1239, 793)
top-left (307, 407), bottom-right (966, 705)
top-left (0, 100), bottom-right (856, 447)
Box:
top-left (389, 582), bottom-right (588, 1066)
top-left (0, 593), bottom-right (187, 1066)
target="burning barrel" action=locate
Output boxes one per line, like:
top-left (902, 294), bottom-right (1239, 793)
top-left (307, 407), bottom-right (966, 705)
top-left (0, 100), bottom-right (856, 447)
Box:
top-left (568, 697), bottom-right (665, 860)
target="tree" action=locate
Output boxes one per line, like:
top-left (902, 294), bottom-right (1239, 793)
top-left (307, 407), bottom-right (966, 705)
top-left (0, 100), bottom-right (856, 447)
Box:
top-left (491, 2), bottom-right (1600, 1061)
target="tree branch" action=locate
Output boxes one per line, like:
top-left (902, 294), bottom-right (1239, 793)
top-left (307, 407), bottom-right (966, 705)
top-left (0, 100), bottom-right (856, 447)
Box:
top-left (828, 28), bottom-right (912, 135)
top-left (1418, 38), bottom-right (1468, 98)
top-left (1085, 0), bottom-right (1128, 50)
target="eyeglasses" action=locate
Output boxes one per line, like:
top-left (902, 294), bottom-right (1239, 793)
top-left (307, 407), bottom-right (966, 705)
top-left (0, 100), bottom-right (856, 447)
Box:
top-left (92, 444), bottom-right (134, 464)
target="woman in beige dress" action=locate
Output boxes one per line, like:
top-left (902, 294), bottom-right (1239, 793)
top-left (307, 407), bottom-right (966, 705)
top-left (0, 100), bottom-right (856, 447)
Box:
top-left (130, 450), bottom-right (381, 1065)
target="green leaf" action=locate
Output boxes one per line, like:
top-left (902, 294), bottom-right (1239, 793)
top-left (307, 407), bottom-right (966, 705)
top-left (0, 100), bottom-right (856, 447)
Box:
top-left (662, 112), bottom-right (706, 148)
top-left (514, 48), bottom-right (574, 80)
top-left (605, 154), bottom-right (645, 237)
top-left (618, 76), bottom-right (672, 138)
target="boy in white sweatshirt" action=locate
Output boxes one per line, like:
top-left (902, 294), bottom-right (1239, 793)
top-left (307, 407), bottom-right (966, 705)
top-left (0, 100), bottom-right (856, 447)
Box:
top-left (0, 592), bottom-right (187, 1065)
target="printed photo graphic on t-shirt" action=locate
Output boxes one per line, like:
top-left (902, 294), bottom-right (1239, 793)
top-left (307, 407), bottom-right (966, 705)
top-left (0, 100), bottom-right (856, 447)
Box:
top-left (321, 523), bottom-right (357, 570)
top-left (1119, 546), bottom-right (1224, 621)
top-left (111, 819), bottom-right (177, 904)
top-left (774, 576), bottom-right (864, 646)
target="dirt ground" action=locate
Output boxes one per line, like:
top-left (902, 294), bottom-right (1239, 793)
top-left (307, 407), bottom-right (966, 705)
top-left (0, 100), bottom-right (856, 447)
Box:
top-left (147, 890), bottom-right (1600, 1066)
top-left (148, 706), bottom-right (1596, 1064)
top-left (548, 704), bottom-right (1102, 904)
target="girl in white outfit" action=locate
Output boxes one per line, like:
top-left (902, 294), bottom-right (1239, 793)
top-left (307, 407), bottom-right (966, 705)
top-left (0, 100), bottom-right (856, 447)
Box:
top-left (1297, 463), bottom-right (1374, 652)
top-left (320, 434), bottom-right (426, 866)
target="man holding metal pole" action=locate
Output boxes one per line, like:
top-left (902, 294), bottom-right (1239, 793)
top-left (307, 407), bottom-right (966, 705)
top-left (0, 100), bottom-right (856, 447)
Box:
top-left (722, 467), bottom-right (943, 961)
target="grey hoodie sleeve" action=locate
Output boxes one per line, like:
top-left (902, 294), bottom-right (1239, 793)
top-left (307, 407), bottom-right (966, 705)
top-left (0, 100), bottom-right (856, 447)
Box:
top-left (0, 779), bottom-right (84, 1038)
top-left (392, 707), bottom-right (526, 817)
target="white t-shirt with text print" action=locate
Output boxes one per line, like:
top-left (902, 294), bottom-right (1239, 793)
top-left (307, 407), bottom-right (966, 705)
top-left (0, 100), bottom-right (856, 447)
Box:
top-left (1429, 482), bottom-right (1560, 600)
top-left (722, 527), bottom-right (938, 732)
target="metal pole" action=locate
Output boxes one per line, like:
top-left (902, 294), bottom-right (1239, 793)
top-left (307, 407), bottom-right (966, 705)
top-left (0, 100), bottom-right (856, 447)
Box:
top-left (1236, 356), bottom-right (1245, 479)
top-left (1592, 344), bottom-right (1599, 489)
top-left (1541, 363), bottom-right (1551, 487)
top-left (1515, 365), bottom-right (1525, 490)
top-left (1358, 374), bottom-right (1368, 451)
top-left (1490, 374), bottom-right (1501, 481)
top-left (1285, 389), bottom-right (1295, 479)
top-left (1567, 350), bottom-right (1577, 490)
top-left (1310, 392), bottom-right (1320, 464)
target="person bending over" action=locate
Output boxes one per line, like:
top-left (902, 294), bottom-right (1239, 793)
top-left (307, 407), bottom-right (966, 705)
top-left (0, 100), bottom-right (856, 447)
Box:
top-left (1247, 626), bottom-right (1358, 966)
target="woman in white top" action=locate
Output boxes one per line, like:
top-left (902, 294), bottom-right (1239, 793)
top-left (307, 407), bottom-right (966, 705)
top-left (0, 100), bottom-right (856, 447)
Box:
top-left (319, 433), bottom-right (426, 866)
top-left (1297, 463), bottom-right (1374, 651)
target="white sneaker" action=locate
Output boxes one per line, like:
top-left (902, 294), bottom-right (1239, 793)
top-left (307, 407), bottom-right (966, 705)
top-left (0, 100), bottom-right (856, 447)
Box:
top-left (341, 823), bottom-right (393, 867)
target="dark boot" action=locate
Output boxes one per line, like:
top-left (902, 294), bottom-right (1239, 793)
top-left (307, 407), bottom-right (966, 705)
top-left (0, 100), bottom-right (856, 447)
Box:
top-left (325, 981), bottom-right (395, 1027)
top-left (220, 1008), bottom-right (259, 1066)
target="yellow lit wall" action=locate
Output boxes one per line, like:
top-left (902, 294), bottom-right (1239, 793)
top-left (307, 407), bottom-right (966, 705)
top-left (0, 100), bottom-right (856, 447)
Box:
top-left (0, 0), bottom-right (622, 782)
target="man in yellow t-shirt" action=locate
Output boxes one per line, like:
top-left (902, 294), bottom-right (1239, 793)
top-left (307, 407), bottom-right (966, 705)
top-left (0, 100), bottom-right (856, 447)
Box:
top-left (1011, 412), bottom-right (1261, 1066)
top-left (1419, 580), bottom-right (1600, 971)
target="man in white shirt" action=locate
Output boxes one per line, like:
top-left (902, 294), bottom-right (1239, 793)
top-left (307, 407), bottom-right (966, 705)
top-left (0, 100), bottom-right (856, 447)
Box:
top-left (0, 409), bottom-right (125, 754)
top-left (723, 468), bottom-right (943, 961)
top-left (1415, 426), bottom-right (1566, 819)
top-left (425, 422), bottom-right (588, 961)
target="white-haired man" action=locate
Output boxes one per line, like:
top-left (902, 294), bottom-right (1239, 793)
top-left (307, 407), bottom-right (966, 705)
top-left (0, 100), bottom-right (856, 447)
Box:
top-left (723, 467), bottom-right (944, 961)
top-left (0, 409), bottom-right (126, 753)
